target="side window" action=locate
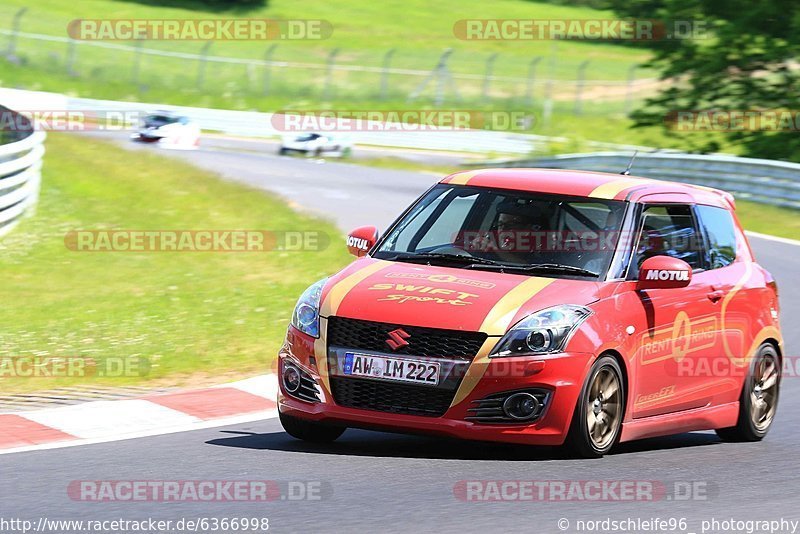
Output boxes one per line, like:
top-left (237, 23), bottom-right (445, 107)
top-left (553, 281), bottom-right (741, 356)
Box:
top-left (633, 205), bottom-right (703, 274)
top-left (561, 202), bottom-right (617, 232)
top-left (696, 205), bottom-right (737, 269)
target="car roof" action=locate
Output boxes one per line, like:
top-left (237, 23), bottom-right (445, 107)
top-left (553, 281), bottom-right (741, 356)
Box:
top-left (441, 168), bottom-right (734, 210)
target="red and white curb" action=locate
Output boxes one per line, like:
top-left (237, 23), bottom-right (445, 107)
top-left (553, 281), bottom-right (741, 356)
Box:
top-left (0, 374), bottom-right (279, 455)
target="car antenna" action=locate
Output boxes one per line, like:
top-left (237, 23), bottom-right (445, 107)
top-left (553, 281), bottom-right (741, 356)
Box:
top-left (621, 150), bottom-right (638, 176)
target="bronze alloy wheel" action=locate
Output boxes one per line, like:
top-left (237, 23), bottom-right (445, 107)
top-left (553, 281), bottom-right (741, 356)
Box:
top-left (586, 367), bottom-right (623, 450)
top-left (717, 343), bottom-right (781, 442)
top-left (750, 349), bottom-right (779, 431)
top-left (568, 355), bottom-right (626, 458)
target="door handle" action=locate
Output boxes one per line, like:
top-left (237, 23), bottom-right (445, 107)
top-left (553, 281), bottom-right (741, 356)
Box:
top-left (707, 290), bottom-right (725, 302)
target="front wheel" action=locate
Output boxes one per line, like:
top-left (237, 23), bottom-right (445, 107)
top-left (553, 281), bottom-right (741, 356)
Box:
top-left (716, 343), bottom-right (780, 442)
top-left (279, 411), bottom-right (345, 443)
top-left (566, 355), bottom-right (625, 458)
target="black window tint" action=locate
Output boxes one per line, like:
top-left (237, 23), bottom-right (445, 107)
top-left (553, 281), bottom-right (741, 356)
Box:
top-left (634, 205), bottom-right (703, 274)
top-left (696, 205), bottom-right (737, 269)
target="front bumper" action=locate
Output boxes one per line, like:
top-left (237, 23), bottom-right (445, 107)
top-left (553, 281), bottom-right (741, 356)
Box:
top-left (277, 326), bottom-right (594, 446)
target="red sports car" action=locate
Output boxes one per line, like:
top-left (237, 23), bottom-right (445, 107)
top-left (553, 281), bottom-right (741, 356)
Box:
top-left (277, 168), bottom-right (783, 457)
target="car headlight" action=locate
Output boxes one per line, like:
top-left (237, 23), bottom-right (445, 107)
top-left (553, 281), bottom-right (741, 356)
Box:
top-left (290, 278), bottom-right (328, 338)
top-left (489, 305), bottom-right (592, 357)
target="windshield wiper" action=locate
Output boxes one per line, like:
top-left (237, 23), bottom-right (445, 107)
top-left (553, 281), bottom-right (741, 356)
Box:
top-left (382, 252), bottom-right (500, 266)
top-left (382, 254), bottom-right (599, 278)
top-left (465, 262), bottom-right (599, 278)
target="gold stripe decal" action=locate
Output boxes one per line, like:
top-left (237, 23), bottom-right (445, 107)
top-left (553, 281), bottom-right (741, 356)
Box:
top-left (448, 170), bottom-right (483, 185)
top-left (480, 277), bottom-right (554, 335)
top-left (721, 262), bottom-right (753, 366)
top-left (315, 260), bottom-right (391, 394)
top-left (320, 260), bottom-right (390, 317)
top-left (450, 277), bottom-right (554, 407)
top-left (589, 177), bottom-right (650, 200)
top-left (314, 319), bottom-right (331, 395)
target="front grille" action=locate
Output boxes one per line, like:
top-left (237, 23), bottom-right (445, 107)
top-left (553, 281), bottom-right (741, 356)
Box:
top-left (330, 376), bottom-right (454, 417)
top-left (327, 316), bottom-right (487, 358)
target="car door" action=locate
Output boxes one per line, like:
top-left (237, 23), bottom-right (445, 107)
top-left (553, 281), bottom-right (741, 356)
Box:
top-left (694, 204), bottom-right (755, 405)
top-left (629, 201), bottom-right (723, 419)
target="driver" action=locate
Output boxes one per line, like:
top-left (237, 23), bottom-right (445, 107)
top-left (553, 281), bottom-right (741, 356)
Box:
top-left (490, 201), bottom-right (549, 263)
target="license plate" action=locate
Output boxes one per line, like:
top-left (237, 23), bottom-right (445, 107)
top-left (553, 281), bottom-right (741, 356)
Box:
top-left (342, 353), bottom-right (440, 386)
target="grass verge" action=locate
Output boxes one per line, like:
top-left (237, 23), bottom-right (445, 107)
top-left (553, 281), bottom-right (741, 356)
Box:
top-left (0, 133), bottom-right (351, 393)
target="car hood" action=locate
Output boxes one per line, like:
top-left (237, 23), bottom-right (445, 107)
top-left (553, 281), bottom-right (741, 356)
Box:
top-left (320, 258), bottom-right (607, 335)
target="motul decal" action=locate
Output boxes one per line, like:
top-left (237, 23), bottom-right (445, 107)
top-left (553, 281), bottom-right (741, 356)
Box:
top-left (645, 269), bottom-right (690, 281)
top-left (347, 236), bottom-right (371, 250)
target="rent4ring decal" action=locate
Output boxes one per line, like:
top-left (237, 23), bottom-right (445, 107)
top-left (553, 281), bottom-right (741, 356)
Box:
top-left (638, 311), bottom-right (718, 365)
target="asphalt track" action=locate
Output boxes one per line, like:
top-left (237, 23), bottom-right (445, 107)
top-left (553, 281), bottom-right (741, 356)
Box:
top-left (2, 134), bottom-right (799, 533)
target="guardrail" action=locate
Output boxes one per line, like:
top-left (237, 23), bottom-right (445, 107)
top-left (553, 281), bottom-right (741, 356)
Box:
top-left (0, 87), bottom-right (658, 156)
top-left (0, 105), bottom-right (45, 237)
top-left (492, 152), bottom-right (800, 210)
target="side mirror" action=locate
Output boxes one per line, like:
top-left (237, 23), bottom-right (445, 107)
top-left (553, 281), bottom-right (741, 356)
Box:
top-left (346, 226), bottom-right (379, 257)
top-left (637, 256), bottom-right (692, 290)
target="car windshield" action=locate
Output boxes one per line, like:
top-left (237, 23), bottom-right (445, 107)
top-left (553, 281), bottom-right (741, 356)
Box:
top-left (144, 114), bottom-right (180, 127)
top-left (373, 184), bottom-right (627, 278)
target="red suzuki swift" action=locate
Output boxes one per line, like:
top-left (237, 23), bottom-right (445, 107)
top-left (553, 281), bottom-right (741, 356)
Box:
top-left (277, 168), bottom-right (783, 457)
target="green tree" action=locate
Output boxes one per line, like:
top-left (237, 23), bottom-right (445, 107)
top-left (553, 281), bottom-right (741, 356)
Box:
top-left (608, 0), bottom-right (800, 161)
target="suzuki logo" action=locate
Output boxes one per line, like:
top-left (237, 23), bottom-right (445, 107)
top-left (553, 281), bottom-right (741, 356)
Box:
top-left (385, 328), bottom-right (411, 350)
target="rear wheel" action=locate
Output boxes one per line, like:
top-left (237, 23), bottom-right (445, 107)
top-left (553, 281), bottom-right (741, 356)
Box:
top-left (566, 355), bottom-right (625, 458)
top-left (279, 411), bottom-right (345, 443)
top-left (716, 343), bottom-right (780, 442)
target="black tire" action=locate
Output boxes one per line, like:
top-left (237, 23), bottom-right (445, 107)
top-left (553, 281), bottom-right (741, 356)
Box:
top-left (279, 411), bottom-right (345, 443)
top-left (716, 343), bottom-right (780, 442)
top-left (278, 148), bottom-right (287, 155)
top-left (566, 355), bottom-right (625, 458)
top-left (314, 147), bottom-right (323, 157)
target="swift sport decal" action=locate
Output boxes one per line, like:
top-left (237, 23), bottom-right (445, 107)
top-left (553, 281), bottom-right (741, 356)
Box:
top-left (368, 283), bottom-right (480, 306)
